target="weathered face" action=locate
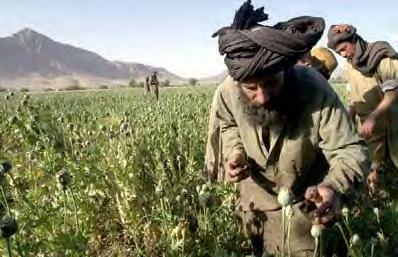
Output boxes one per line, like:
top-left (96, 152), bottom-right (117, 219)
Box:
top-left (335, 41), bottom-right (355, 60)
top-left (238, 71), bottom-right (284, 126)
top-left (239, 71), bottom-right (284, 110)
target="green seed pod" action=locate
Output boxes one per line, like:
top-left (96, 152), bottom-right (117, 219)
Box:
top-left (0, 217), bottom-right (18, 238)
top-left (32, 114), bottom-right (39, 122)
top-left (186, 214), bottom-right (198, 234)
top-left (8, 115), bottom-right (18, 125)
top-left (58, 168), bottom-right (72, 190)
top-left (0, 160), bottom-right (12, 174)
top-left (21, 99), bottom-right (28, 107)
top-left (198, 190), bottom-right (211, 208)
top-left (57, 117), bottom-right (65, 123)
top-left (66, 123), bottom-right (74, 131)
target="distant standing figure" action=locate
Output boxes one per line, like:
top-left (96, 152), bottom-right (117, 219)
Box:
top-left (144, 76), bottom-right (151, 96)
top-left (149, 71), bottom-right (159, 100)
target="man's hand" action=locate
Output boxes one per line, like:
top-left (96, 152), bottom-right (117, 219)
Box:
top-left (305, 184), bottom-right (340, 226)
top-left (225, 150), bottom-right (249, 183)
top-left (367, 169), bottom-right (378, 197)
top-left (361, 116), bottom-right (376, 139)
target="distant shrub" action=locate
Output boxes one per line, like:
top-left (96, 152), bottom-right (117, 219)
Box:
top-left (20, 88), bottom-right (30, 92)
top-left (61, 85), bottom-right (87, 91)
top-left (161, 79), bottom-right (171, 87)
top-left (43, 88), bottom-right (54, 92)
top-left (128, 79), bottom-right (139, 87)
top-left (188, 78), bottom-right (198, 86)
top-left (99, 85), bottom-right (108, 90)
top-left (0, 87), bottom-right (7, 92)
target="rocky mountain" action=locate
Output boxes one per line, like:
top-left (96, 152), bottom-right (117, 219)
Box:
top-left (0, 28), bottom-right (185, 90)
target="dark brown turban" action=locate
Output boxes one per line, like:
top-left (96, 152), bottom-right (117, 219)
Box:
top-left (327, 24), bottom-right (357, 50)
top-left (212, 0), bottom-right (325, 82)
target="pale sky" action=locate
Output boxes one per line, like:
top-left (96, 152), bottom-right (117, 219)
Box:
top-left (0, 0), bottom-right (397, 78)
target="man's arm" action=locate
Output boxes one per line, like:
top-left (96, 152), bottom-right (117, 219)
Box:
top-left (362, 89), bottom-right (398, 138)
top-left (362, 58), bottom-right (398, 138)
top-left (215, 85), bottom-right (249, 182)
top-left (216, 87), bottom-right (245, 160)
top-left (305, 88), bottom-right (370, 225)
top-left (318, 91), bottom-right (370, 194)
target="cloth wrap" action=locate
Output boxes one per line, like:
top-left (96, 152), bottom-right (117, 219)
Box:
top-left (212, 0), bottom-right (325, 81)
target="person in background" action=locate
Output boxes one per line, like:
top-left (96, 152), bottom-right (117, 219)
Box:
top-left (297, 47), bottom-right (338, 80)
top-left (149, 71), bottom-right (159, 100)
top-left (327, 23), bottom-right (398, 196)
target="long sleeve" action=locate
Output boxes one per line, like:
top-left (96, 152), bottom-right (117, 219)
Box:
top-left (377, 58), bottom-right (398, 92)
top-left (318, 90), bottom-right (371, 193)
top-left (216, 86), bottom-right (246, 161)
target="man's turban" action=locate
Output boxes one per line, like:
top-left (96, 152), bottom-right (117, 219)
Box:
top-left (213, 0), bottom-right (325, 81)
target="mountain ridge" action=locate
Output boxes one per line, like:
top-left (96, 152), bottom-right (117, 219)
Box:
top-left (0, 28), bottom-right (186, 90)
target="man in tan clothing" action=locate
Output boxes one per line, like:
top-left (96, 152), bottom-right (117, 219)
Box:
top-left (327, 24), bottom-right (398, 195)
top-left (205, 46), bottom-right (339, 183)
top-left (209, 2), bottom-right (369, 256)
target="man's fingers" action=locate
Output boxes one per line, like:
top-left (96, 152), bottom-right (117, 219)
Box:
top-left (367, 171), bottom-right (378, 196)
top-left (314, 202), bottom-right (338, 226)
top-left (234, 168), bottom-right (250, 180)
top-left (362, 127), bottom-right (372, 139)
top-left (315, 212), bottom-right (337, 226)
top-left (229, 151), bottom-right (245, 167)
top-left (305, 186), bottom-right (322, 204)
top-left (237, 169), bottom-right (250, 180)
top-left (226, 174), bottom-right (239, 183)
top-left (368, 181), bottom-right (377, 196)
top-left (305, 186), bottom-right (316, 200)
top-left (226, 169), bottom-right (250, 182)
top-left (360, 127), bottom-right (370, 138)
top-left (229, 167), bottom-right (244, 177)
top-left (314, 202), bottom-right (332, 217)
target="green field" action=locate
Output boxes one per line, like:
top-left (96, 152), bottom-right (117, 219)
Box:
top-left (0, 86), bottom-right (398, 257)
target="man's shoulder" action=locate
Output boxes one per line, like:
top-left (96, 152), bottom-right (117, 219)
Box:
top-left (378, 57), bottom-right (398, 73)
top-left (218, 76), bottom-right (236, 89)
top-left (293, 65), bottom-right (335, 97)
top-left (217, 75), bottom-right (239, 97)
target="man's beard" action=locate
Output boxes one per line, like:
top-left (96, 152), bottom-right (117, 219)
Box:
top-left (238, 89), bottom-right (283, 128)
